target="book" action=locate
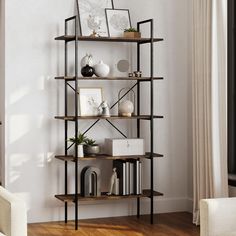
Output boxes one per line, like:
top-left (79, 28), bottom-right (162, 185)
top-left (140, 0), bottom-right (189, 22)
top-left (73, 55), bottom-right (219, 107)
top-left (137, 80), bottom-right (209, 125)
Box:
top-left (129, 162), bottom-right (134, 195)
top-left (126, 162), bottom-right (130, 195)
top-left (139, 161), bottom-right (142, 194)
top-left (134, 159), bottom-right (139, 195)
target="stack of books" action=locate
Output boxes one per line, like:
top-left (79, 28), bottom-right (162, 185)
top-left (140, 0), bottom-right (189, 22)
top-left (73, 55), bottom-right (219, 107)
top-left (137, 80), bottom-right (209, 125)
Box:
top-left (113, 159), bottom-right (142, 196)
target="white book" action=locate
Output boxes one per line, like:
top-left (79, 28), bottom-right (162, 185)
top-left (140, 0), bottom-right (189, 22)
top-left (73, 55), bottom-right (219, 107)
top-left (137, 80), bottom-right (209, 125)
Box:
top-left (139, 161), bottom-right (142, 194)
top-left (126, 162), bottom-right (130, 195)
top-left (122, 162), bottom-right (126, 195)
top-left (136, 160), bottom-right (139, 194)
top-left (130, 162), bottom-right (134, 194)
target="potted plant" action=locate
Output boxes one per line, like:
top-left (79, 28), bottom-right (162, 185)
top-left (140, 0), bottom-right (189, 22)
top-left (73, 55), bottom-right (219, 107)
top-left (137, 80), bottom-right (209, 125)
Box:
top-left (124, 27), bottom-right (141, 38)
top-left (68, 133), bottom-right (87, 157)
top-left (83, 138), bottom-right (100, 156)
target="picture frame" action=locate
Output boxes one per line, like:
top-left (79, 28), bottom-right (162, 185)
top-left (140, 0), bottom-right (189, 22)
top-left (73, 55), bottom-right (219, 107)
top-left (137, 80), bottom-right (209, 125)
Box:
top-left (105, 9), bottom-right (131, 37)
top-left (79, 88), bottom-right (103, 116)
top-left (76, 0), bottom-right (114, 37)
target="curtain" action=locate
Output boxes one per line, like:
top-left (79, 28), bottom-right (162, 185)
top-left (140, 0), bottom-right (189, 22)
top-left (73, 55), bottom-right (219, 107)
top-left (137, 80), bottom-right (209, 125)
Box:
top-left (192, 0), bottom-right (228, 225)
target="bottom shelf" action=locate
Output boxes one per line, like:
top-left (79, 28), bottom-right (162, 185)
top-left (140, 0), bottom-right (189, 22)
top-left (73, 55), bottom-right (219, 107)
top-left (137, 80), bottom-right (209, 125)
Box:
top-left (55, 189), bottom-right (163, 202)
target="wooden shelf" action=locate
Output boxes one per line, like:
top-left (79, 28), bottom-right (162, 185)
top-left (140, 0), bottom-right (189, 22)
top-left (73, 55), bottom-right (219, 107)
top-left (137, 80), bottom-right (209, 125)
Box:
top-left (55, 76), bottom-right (163, 81)
top-left (55, 35), bottom-right (163, 44)
top-left (54, 115), bottom-right (164, 121)
top-left (55, 153), bottom-right (163, 162)
top-left (55, 190), bottom-right (163, 202)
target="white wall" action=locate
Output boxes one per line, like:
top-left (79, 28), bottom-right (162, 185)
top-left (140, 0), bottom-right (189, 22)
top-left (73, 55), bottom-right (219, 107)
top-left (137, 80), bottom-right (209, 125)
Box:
top-left (0, 0), bottom-right (5, 186)
top-left (3, 0), bottom-right (193, 223)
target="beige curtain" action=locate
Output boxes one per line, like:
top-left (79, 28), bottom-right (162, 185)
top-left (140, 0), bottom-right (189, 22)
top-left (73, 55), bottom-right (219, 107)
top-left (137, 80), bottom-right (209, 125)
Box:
top-left (192, 0), bottom-right (228, 225)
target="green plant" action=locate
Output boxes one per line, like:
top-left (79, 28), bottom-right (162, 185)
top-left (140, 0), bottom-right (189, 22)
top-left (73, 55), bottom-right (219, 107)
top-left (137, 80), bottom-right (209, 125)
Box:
top-left (84, 138), bottom-right (97, 146)
top-left (124, 27), bottom-right (139, 32)
top-left (68, 133), bottom-right (87, 145)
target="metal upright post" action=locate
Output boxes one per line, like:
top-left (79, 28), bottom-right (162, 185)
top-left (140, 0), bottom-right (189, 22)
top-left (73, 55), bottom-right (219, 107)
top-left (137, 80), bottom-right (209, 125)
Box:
top-left (150, 19), bottom-right (154, 225)
top-left (137, 23), bottom-right (141, 219)
top-left (74, 16), bottom-right (79, 230)
top-left (64, 19), bottom-right (68, 224)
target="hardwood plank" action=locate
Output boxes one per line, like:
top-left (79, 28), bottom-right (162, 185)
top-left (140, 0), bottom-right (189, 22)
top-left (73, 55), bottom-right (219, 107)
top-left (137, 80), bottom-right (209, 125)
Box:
top-left (28, 212), bottom-right (200, 236)
top-left (54, 115), bottom-right (164, 121)
top-left (55, 190), bottom-right (163, 202)
top-left (55, 35), bottom-right (164, 43)
top-left (55, 153), bottom-right (164, 162)
top-left (55, 76), bottom-right (164, 81)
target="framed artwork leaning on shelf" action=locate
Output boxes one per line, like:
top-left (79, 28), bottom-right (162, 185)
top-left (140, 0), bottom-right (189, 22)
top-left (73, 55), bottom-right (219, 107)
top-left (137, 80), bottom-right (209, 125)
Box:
top-left (78, 87), bottom-right (103, 116)
top-left (105, 8), bottom-right (131, 37)
top-left (76, 0), bottom-right (114, 37)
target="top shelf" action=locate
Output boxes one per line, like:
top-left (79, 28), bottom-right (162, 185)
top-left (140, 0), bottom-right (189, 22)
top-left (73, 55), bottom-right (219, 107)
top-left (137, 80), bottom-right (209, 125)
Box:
top-left (55, 35), bottom-right (164, 44)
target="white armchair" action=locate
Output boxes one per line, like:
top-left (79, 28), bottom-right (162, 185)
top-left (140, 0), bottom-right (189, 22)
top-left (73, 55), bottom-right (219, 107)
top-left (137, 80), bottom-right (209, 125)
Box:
top-left (200, 198), bottom-right (236, 236)
top-left (0, 186), bottom-right (27, 236)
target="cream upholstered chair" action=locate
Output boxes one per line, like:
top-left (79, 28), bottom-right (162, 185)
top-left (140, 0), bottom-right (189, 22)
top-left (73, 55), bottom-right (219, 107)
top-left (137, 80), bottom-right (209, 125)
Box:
top-left (0, 186), bottom-right (27, 236)
top-left (200, 198), bottom-right (236, 236)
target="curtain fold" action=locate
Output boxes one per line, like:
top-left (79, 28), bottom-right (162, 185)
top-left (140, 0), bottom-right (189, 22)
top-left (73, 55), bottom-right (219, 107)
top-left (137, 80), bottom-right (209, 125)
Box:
top-left (192, 0), bottom-right (228, 225)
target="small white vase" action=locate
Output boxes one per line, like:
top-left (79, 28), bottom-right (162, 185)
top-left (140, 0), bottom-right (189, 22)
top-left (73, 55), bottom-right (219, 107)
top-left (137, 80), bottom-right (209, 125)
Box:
top-left (81, 54), bottom-right (93, 67)
top-left (77, 144), bottom-right (84, 157)
top-left (119, 100), bottom-right (134, 117)
top-left (94, 60), bottom-right (110, 77)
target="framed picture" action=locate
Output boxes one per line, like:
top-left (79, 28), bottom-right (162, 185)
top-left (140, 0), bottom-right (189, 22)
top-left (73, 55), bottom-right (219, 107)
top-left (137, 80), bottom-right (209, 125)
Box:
top-left (79, 88), bottom-right (103, 116)
top-left (76, 0), bottom-right (114, 37)
top-left (105, 9), bottom-right (131, 37)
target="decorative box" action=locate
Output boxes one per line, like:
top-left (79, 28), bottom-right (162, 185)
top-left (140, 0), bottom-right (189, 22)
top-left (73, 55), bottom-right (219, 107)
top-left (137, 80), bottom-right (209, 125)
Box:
top-left (105, 138), bottom-right (145, 156)
top-left (123, 32), bottom-right (141, 38)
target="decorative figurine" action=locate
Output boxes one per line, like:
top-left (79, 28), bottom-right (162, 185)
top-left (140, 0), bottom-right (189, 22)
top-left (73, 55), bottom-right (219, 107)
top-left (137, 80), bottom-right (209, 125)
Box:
top-left (134, 71), bottom-right (142, 77)
top-left (98, 101), bottom-right (111, 117)
top-left (128, 72), bottom-right (135, 77)
top-left (87, 15), bottom-right (102, 37)
top-left (107, 168), bottom-right (119, 196)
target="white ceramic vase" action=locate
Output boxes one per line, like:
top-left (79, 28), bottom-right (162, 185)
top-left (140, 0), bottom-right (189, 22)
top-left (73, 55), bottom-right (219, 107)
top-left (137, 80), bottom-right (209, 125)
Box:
top-left (81, 54), bottom-right (93, 67)
top-left (94, 61), bottom-right (110, 77)
top-left (77, 144), bottom-right (84, 157)
top-left (119, 100), bottom-right (134, 117)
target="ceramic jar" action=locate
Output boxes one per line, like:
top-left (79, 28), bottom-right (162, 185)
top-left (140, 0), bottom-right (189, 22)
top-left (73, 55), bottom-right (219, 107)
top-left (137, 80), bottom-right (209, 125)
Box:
top-left (81, 64), bottom-right (94, 77)
top-left (81, 54), bottom-right (93, 67)
top-left (83, 145), bottom-right (100, 156)
top-left (94, 61), bottom-right (110, 77)
top-left (77, 144), bottom-right (84, 157)
top-left (118, 100), bottom-right (134, 117)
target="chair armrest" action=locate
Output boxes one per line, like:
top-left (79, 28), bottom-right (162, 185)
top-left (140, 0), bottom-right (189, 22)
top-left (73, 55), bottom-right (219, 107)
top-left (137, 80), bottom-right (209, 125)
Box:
top-left (0, 187), bottom-right (27, 236)
top-left (200, 198), bottom-right (236, 236)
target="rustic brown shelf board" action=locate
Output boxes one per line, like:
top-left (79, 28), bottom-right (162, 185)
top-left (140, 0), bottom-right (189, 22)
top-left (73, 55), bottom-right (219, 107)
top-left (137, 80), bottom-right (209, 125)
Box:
top-left (55, 153), bottom-right (163, 162)
top-left (55, 155), bottom-right (75, 161)
top-left (55, 190), bottom-right (163, 202)
top-left (54, 115), bottom-right (164, 121)
top-left (55, 76), bottom-right (163, 81)
top-left (55, 35), bottom-right (163, 43)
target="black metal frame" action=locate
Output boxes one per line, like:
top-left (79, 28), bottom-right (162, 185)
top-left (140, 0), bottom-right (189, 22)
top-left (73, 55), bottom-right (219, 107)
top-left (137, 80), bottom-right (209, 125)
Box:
top-left (62, 16), bottom-right (158, 230)
top-left (228, 0), bottom-right (236, 186)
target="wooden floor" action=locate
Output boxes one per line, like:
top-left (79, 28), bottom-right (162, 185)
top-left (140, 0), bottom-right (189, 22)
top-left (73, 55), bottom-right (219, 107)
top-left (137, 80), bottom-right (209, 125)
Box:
top-left (28, 212), bottom-right (199, 236)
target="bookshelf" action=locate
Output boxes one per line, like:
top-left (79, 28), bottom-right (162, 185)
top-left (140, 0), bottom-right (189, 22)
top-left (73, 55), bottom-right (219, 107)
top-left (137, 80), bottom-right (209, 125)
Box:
top-left (55, 15), bottom-right (164, 230)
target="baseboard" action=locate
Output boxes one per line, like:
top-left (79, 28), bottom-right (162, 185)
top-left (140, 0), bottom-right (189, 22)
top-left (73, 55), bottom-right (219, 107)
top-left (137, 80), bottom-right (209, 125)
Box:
top-left (28, 197), bottom-right (192, 223)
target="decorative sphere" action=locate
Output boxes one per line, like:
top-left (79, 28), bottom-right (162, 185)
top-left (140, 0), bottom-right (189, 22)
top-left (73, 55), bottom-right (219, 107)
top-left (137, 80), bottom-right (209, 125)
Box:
top-left (94, 61), bottom-right (110, 77)
top-left (81, 64), bottom-right (94, 77)
top-left (119, 100), bottom-right (134, 117)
